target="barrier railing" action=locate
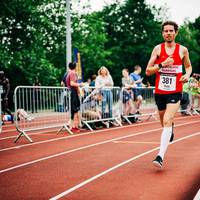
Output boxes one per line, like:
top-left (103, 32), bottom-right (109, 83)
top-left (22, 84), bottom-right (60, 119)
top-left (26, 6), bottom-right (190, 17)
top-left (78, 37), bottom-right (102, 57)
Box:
top-left (80, 86), bottom-right (122, 131)
top-left (0, 86), bottom-right (3, 133)
top-left (178, 92), bottom-right (200, 116)
top-left (14, 86), bottom-right (72, 143)
top-left (121, 87), bottom-right (157, 124)
top-left (191, 97), bottom-right (200, 115)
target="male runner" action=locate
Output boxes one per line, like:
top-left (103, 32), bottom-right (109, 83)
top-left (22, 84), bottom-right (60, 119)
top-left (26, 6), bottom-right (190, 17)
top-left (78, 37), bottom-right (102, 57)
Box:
top-left (146, 21), bottom-right (192, 168)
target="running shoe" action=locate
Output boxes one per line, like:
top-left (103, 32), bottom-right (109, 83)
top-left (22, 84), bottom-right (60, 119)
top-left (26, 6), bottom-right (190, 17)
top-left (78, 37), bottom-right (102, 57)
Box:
top-left (170, 122), bottom-right (174, 142)
top-left (152, 155), bottom-right (163, 168)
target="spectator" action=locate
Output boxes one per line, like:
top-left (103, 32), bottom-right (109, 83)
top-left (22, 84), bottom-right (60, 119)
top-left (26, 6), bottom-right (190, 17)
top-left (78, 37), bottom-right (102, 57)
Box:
top-left (130, 65), bottom-right (144, 114)
top-left (87, 78), bottom-right (91, 86)
top-left (81, 90), bottom-right (101, 121)
top-left (61, 71), bottom-right (68, 87)
top-left (121, 68), bottom-right (135, 115)
top-left (180, 82), bottom-right (191, 115)
top-left (189, 74), bottom-right (200, 113)
top-left (89, 74), bottom-right (96, 87)
top-left (66, 62), bottom-right (84, 132)
top-left (95, 66), bottom-right (114, 118)
top-left (0, 71), bottom-right (13, 123)
top-left (82, 78), bottom-right (91, 97)
top-left (146, 80), bottom-right (151, 87)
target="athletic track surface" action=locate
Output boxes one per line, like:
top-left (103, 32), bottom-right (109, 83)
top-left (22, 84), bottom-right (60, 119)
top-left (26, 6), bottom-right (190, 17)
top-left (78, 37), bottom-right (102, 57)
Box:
top-left (0, 114), bottom-right (199, 200)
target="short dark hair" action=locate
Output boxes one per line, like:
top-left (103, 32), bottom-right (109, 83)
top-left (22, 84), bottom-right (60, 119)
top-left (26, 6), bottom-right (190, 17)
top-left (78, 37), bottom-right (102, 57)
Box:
top-left (162, 21), bottom-right (179, 32)
top-left (68, 62), bottom-right (76, 70)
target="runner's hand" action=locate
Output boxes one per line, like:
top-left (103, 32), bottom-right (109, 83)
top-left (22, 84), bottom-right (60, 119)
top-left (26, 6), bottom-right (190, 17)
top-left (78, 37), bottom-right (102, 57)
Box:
top-left (162, 56), bottom-right (174, 67)
top-left (180, 74), bottom-right (190, 83)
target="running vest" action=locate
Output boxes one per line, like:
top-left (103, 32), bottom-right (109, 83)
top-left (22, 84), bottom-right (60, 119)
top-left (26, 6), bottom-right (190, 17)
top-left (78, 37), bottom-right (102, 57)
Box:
top-left (154, 43), bottom-right (183, 94)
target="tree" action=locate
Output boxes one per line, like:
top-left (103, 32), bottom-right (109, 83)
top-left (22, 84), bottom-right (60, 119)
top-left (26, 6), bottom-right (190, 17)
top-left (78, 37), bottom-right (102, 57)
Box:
top-left (71, 11), bottom-right (112, 80)
top-left (177, 19), bottom-right (200, 74)
top-left (101, 0), bottom-right (163, 85)
top-left (0, 0), bottom-right (66, 88)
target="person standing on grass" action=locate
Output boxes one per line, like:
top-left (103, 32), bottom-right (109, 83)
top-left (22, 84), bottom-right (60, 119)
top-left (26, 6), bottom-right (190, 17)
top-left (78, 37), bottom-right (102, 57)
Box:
top-left (146, 21), bottom-right (192, 168)
top-left (66, 62), bottom-right (84, 133)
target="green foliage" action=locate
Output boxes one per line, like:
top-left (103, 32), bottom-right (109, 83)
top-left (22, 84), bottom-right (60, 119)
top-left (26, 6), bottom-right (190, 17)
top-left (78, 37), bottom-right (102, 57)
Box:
top-left (177, 20), bottom-right (200, 74)
top-left (71, 11), bottom-right (112, 79)
top-left (100, 0), bottom-right (163, 85)
top-left (0, 0), bottom-right (66, 88)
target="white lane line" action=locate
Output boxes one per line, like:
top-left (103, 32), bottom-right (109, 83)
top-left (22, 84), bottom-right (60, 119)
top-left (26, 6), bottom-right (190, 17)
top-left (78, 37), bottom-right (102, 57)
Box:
top-left (194, 189), bottom-right (200, 200)
top-left (0, 114), bottom-right (198, 140)
top-left (0, 121), bottom-right (199, 174)
top-left (0, 127), bottom-right (163, 173)
top-left (113, 141), bottom-right (160, 144)
top-left (0, 129), bottom-right (58, 140)
top-left (0, 116), bottom-right (199, 153)
top-left (0, 120), bottom-right (163, 152)
top-left (50, 132), bottom-right (200, 200)
top-left (0, 120), bottom-right (159, 140)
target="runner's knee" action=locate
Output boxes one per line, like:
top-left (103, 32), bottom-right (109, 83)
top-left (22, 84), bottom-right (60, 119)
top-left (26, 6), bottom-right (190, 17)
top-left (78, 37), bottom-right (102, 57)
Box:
top-left (163, 115), bottom-right (173, 127)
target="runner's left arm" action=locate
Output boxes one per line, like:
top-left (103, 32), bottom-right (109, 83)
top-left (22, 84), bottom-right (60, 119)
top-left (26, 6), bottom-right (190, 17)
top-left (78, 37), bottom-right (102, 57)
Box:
top-left (180, 48), bottom-right (192, 83)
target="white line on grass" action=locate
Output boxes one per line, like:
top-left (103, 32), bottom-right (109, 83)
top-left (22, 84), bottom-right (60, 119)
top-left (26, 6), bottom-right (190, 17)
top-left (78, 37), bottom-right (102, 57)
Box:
top-left (0, 120), bottom-right (199, 174)
top-left (49, 131), bottom-right (200, 200)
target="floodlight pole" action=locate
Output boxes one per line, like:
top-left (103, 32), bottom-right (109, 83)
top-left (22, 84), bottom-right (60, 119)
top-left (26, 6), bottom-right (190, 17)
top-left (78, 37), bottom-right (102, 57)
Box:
top-left (66, 0), bottom-right (72, 71)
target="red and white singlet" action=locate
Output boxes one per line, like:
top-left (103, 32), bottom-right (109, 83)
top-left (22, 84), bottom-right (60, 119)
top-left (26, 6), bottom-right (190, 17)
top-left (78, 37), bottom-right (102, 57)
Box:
top-left (154, 43), bottom-right (183, 94)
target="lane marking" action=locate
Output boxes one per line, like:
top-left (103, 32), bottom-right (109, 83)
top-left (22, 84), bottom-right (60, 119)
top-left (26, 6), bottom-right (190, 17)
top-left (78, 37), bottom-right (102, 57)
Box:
top-left (1, 114), bottom-right (198, 140)
top-left (0, 116), bottom-right (199, 153)
top-left (0, 127), bottom-right (163, 173)
top-left (113, 141), bottom-right (160, 144)
top-left (194, 189), bottom-right (200, 200)
top-left (50, 132), bottom-right (200, 200)
top-left (0, 121), bottom-right (199, 174)
top-left (0, 129), bottom-right (58, 140)
top-left (0, 120), bottom-right (163, 152)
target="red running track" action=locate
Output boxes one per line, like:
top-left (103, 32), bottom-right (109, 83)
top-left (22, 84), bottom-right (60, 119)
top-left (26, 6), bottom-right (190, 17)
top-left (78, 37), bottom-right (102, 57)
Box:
top-left (0, 115), bottom-right (199, 200)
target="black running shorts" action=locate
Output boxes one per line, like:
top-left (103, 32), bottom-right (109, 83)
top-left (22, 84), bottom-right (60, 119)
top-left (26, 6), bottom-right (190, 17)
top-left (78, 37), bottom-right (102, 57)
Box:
top-left (155, 93), bottom-right (182, 111)
top-left (70, 88), bottom-right (80, 119)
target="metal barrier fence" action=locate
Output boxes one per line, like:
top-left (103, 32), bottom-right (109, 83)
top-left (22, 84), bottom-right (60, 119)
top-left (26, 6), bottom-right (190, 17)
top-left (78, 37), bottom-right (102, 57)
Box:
top-left (121, 87), bottom-right (157, 124)
top-left (14, 86), bottom-right (72, 143)
top-left (0, 86), bottom-right (3, 133)
top-left (178, 92), bottom-right (200, 116)
top-left (13, 85), bottom-right (199, 143)
top-left (191, 96), bottom-right (200, 115)
top-left (80, 86), bottom-right (122, 131)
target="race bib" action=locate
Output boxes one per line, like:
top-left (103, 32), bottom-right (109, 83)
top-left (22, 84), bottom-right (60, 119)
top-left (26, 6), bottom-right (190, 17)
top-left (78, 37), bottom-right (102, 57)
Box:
top-left (158, 74), bottom-right (176, 91)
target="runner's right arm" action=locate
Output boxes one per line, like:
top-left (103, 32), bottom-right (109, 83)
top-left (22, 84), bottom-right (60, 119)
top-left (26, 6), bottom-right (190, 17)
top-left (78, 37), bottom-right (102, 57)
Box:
top-left (146, 46), bottom-right (160, 76)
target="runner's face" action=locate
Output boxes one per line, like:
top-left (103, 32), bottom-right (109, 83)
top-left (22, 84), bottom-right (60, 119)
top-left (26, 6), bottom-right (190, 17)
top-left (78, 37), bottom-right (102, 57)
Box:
top-left (162, 25), bottom-right (177, 43)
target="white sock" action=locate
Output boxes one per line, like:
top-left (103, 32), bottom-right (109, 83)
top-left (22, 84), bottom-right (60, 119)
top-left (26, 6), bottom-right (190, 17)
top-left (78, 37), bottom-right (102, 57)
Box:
top-left (158, 126), bottom-right (172, 160)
